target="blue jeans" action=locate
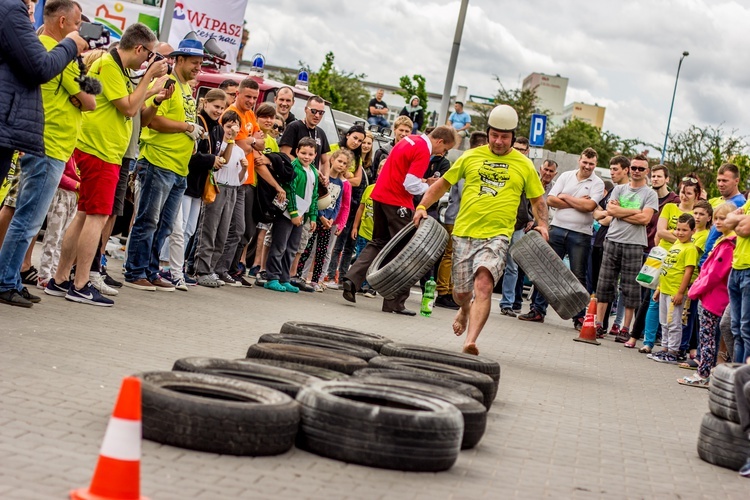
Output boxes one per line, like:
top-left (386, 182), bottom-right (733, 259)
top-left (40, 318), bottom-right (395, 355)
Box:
top-left (729, 268), bottom-right (750, 363)
top-left (0, 154), bottom-right (65, 292)
top-left (500, 229), bottom-right (525, 309)
top-left (533, 226), bottom-right (591, 319)
top-left (125, 159), bottom-right (186, 282)
top-left (367, 116), bottom-right (390, 130)
top-left (642, 291), bottom-right (661, 347)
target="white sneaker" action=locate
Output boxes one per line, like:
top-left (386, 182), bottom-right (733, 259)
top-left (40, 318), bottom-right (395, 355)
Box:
top-left (326, 281), bottom-right (340, 290)
top-left (89, 272), bottom-right (119, 296)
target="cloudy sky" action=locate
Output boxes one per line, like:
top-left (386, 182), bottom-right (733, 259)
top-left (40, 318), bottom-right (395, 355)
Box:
top-left (244, 0), bottom-right (749, 150)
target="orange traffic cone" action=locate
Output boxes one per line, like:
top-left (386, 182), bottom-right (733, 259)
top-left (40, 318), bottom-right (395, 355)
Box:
top-left (71, 376), bottom-right (148, 500)
top-left (573, 295), bottom-right (600, 345)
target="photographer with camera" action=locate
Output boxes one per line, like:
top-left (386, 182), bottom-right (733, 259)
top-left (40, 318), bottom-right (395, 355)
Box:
top-left (0, 0), bottom-right (88, 184)
top-left (124, 38), bottom-right (205, 293)
top-left (0, 0), bottom-right (97, 308)
top-left (45, 23), bottom-right (169, 306)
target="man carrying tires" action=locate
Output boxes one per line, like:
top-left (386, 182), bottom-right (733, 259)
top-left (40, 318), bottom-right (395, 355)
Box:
top-left (414, 105), bottom-right (549, 355)
top-left (340, 126), bottom-right (456, 315)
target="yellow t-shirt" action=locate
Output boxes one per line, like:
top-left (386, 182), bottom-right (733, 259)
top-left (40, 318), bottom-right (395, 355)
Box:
top-left (692, 228), bottom-right (709, 254)
top-left (140, 75), bottom-right (197, 177)
top-left (329, 143), bottom-right (359, 174)
top-left (443, 146), bottom-right (544, 239)
top-left (263, 136), bottom-right (279, 154)
top-left (732, 203), bottom-right (750, 270)
top-left (77, 53), bottom-right (132, 164)
top-left (359, 184), bottom-right (375, 241)
top-left (40, 35), bottom-right (82, 162)
top-left (657, 203), bottom-right (692, 251)
top-left (659, 240), bottom-right (698, 296)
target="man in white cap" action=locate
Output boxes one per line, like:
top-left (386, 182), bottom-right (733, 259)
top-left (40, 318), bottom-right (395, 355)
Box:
top-left (415, 105), bottom-right (549, 355)
top-left (124, 37), bottom-right (205, 292)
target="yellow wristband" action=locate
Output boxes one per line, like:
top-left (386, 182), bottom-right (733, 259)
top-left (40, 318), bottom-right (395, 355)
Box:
top-left (416, 205), bottom-right (427, 211)
top-left (226, 139), bottom-right (235, 144)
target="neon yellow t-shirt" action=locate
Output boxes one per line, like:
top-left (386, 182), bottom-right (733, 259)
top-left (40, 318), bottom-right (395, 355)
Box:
top-left (77, 53), bottom-right (132, 164)
top-left (40, 35), bottom-right (83, 162)
top-left (692, 228), bottom-right (709, 254)
top-left (659, 240), bottom-right (698, 296)
top-left (329, 143), bottom-right (359, 174)
top-left (658, 203), bottom-right (692, 250)
top-left (732, 203), bottom-right (750, 270)
top-left (140, 75), bottom-right (197, 177)
top-left (359, 184), bottom-right (375, 241)
top-left (443, 146), bottom-right (544, 239)
top-left (263, 136), bottom-right (279, 154)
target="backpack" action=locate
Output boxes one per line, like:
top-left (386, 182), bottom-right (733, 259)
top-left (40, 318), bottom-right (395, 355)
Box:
top-left (254, 152), bottom-right (295, 223)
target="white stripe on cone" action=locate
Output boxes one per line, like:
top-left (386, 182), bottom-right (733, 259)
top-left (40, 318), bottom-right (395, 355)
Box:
top-left (99, 417), bottom-right (142, 461)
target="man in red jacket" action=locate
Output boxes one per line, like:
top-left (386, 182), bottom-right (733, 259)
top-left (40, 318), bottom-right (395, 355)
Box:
top-left (341, 125), bottom-right (456, 315)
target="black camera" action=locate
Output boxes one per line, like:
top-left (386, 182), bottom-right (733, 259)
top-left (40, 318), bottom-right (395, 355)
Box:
top-left (152, 52), bottom-right (173, 75)
top-left (78, 22), bottom-right (110, 49)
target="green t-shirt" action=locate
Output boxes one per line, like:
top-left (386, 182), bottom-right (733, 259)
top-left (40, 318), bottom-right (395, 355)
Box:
top-left (733, 203), bottom-right (750, 270)
top-left (658, 203), bottom-right (692, 250)
top-left (40, 35), bottom-right (82, 162)
top-left (140, 75), bottom-right (197, 176)
top-left (359, 184), bottom-right (375, 241)
top-left (659, 240), bottom-right (698, 296)
top-left (77, 53), bottom-right (132, 164)
top-left (443, 146), bottom-right (544, 239)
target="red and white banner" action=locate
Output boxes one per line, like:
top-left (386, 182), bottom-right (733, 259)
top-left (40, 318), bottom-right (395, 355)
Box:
top-left (168, 0), bottom-right (248, 71)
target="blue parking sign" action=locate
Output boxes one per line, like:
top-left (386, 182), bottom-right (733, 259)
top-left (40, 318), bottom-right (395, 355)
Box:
top-left (529, 114), bottom-right (547, 148)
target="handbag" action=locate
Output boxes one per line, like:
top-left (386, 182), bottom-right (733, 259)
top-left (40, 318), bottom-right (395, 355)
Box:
top-left (197, 114), bottom-right (220, 204)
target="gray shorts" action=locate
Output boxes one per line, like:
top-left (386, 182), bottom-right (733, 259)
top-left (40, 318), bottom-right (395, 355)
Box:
top-left (451, 235), bottom-right (510, 294)
top-left (297, 220), bottom-right (314, 253)
top-left (111, 159), bottom-right (130, 216)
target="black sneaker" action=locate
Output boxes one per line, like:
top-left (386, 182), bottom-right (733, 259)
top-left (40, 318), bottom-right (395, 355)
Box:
top-left (676, 351), bottom-right (688, 362)
top-left (219, 271), bottom-right (241, 287)
top-left (255, 271), bottom-right (269, 286)
top-left (65, 282), bottom-right (114, 307)
top-left (20, 266), bottom-right (39, 285)
top-left (518, 310), bottom-right (544, 323)
top-left (500, 307), bottom-right (517, 317)
top-left (573, 318), bottom-right (583, 331)
top-left (0, 289), bottom-right (33, 308)
top-left (102, 270), bottom-right (123, 288)
top-left (435, 294), bottom-right (460, 310)
top-left (595, 325), bottom-right (607, 339)
top-left (45, 278), bottom-right (72, 297)
top-left (20, 287), bottom-right (41, 303)
top-left (239, 275), bottom-right (254, 288)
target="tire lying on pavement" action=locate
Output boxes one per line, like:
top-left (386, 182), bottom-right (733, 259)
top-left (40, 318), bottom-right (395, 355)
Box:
top-left (279, 321), bottom-right (393, 352)
top-left (296, 380), bottom-right (463, 471)
top-left (239, 358), bottom-right (349, 381)
top-left (379, 342), bottom-right (500, 390)
top-left (354, 376), bottom-right (486, 449)
top-left (246, 343), bottom-right (368, 374)
top-left (719, 309), bottom-right (733, 363)
top-left (696, 412), bottom-right (750, 471)
top-left (257, 333), bottom-right (379, 360)
top-left (352, 368), bottom-right (485, 405)
top-left (368, 356), bottom-right (496, 409)
top-left (137, 371), bottom-right (299, 456)
top-left (365, 217), bottom-right (448, 300)
top-left (172, 357), bottom-right (319, 398)
top-left (708, 363), bottom-right (743, 424)
top-left (509, 230), bottom-right (590, 320)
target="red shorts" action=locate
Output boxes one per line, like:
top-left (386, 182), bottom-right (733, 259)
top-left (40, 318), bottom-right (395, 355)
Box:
top-left (74, 149), bottom-right (120, 215)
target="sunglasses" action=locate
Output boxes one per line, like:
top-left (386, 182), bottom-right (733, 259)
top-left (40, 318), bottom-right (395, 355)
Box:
top-left (631, 166), bottom-right (647, 172)
top-left (272, 124), bottom-right (284, 131)
top-left (682, 176), bottom-right (699, 184)
top-left (308, 109), bottom-right (325, 116)
top-left (141, 46), bottom-right (157, 61)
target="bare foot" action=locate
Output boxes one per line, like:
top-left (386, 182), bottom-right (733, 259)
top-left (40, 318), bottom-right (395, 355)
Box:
top-left (462, 343), bottom-right (479, 355)
top-left (453, 308), bottom-right (468, 336)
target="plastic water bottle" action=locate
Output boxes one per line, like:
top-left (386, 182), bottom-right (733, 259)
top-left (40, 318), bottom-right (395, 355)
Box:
top-left (421, 277), bottom-right (436, 317)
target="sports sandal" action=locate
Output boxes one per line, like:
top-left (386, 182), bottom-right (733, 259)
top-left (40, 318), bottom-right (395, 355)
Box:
top-left (678, 359), bottom-right (698, 370)
top-left (677, 374), bottom-right (709, 389)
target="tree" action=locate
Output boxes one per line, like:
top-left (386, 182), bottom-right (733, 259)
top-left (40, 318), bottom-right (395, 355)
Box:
top-left (395, 74), bottom-right (429, 130)
top-left (270, 52), bottom-right (370, 117)
top-left (546, 118), bottom-right (639, 166)
top-left (661, 125), bottom-right (748, 197)
top-left (470, 79), bottom-right (552, 138)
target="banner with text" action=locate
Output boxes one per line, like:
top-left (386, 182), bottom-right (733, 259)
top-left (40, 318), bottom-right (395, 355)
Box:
top-left (78, 0), bottom-right (162, 42)
top-left (168, 0), bottom-right (248, 71)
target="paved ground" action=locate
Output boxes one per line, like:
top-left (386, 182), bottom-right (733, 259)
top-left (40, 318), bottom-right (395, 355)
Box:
top-left (1, 251), bottom-right (748, 499)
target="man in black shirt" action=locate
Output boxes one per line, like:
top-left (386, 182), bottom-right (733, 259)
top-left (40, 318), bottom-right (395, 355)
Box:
top-left (367, 89), bottom-right (390, 130)
top-left (279, 95), bottom-right (331, 179)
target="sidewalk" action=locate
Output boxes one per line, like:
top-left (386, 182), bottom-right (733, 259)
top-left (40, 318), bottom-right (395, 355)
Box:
top-left (0, 259), bottom-right (747, 498)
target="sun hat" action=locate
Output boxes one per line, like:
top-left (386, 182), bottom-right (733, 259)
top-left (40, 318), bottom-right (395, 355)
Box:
top-left (169, 39), bottom-right (204, 58)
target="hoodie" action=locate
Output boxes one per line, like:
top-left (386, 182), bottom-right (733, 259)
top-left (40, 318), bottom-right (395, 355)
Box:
top-left (399, 95), bottom-right (424, 130)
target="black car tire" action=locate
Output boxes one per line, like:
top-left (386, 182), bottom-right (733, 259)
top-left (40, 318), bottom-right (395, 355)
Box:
top-left (246, 343), bottom-right (368, 374)
top-left (352, 367), bottom-right (484, 404)
top-left (708, 363), bottom-right (744, 424)
top-left (697, 412), bottom-right (750, 471)
top-left (257, 333), bottom-right (379, 360)
top-left (236, 358), bottom-right (349, 381)
top-left (279, 321), bottom-right (392, 352)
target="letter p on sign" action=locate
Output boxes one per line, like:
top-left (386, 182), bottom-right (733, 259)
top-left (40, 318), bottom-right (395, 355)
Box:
top-left (529, 114), bottom-right (547, 148)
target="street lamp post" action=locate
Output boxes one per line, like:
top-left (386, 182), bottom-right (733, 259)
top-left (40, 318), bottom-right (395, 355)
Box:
top-left (661, 51), bottom-right (689, 164)
top-left (439, 0), bottom-right (469, 126)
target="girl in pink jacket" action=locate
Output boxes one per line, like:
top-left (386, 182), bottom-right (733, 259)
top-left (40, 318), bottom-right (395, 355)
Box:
top-left (679, 202), bottom-right (737, 387)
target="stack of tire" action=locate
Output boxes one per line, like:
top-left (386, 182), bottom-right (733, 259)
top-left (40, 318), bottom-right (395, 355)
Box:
top-left (136, 321), bottom-right (501, 472)
top-left (697, 363), bottom-right (750, 470)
